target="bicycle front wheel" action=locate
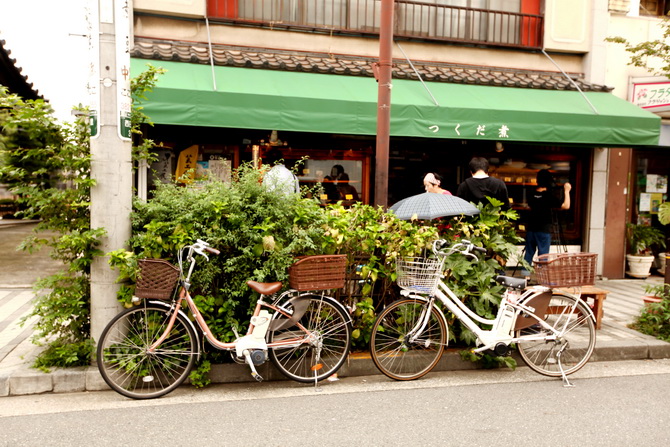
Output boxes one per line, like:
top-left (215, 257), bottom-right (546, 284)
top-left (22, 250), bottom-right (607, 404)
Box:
top-left (370, 298), bottom-right (446, 381)
top-left (97, 303), bottom-right (198, 399)
top-left (268, 295), bottom-right (351, 383)
top-left (516, 293), bottom-right (596, 377)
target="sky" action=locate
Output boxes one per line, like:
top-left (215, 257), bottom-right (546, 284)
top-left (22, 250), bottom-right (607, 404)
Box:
top-left (0, 0), bottom-right (90, 122)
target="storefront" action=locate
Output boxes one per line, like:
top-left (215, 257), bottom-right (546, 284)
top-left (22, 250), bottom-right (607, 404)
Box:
top-left (131, 57), bottom-right (661, 274)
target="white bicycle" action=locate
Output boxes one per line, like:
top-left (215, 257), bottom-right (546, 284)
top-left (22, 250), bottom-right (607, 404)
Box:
top-left (370, 239), bottom-right (597, 386)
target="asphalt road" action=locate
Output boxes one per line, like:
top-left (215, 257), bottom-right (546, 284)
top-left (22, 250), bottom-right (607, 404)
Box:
top-left (1, 359), bottom-right (669, 447)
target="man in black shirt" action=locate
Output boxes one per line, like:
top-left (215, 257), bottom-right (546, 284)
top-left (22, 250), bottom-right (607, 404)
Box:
top-left (456, 157), bottom-right (510, 209)
top-left (522, 169), bottom-right (571, 274)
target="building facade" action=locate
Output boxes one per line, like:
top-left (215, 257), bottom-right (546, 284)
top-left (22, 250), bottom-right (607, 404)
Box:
top-left (127, 0), bottom-right (664, 277)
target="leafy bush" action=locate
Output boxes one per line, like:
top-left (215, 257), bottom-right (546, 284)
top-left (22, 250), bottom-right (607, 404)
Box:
top-left (631, 292), bottom-right (670, 342)
top-left (0, 66), bottom-right (165, 369)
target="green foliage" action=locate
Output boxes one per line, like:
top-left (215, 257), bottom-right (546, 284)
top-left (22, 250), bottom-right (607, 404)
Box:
top-left (631, 291), bottom-right (670, 342)
top-left (1, 88), bottom-right (99, 366)
top-left (459, 349), bottom-right (517, 370)
top-left (0, 66), bottom-right (166, 368)
top-left (658, 202), bottom-right (670, 226)
top-left (627, 223), bottom-right (666, 255)
top-left (188, 359), bottom-right (212, 388)
top-left (606, 19), bottom-right (670, 79)
top-left (434, 198), bottom-right (522, 355)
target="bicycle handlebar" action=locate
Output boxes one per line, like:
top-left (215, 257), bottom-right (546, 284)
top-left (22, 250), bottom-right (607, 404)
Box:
top-left (432, 238), bottom-right (486, 261)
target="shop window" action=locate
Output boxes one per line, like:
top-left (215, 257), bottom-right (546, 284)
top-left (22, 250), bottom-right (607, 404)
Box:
top-left (639, 0), bottom-right (669, 16)
top-left (633, 154), bottom-right (669, 227)
top-left (296, 159), bottom-right (364, 207)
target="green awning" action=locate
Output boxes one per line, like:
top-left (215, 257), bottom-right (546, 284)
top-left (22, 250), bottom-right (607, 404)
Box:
top-left (132, 59), bottom-right (661, 146)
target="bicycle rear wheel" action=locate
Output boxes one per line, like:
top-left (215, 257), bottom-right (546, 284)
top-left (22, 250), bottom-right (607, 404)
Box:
top-left (516, 293), bottom-right (595, 377)
top-left (370, 298), bottom-right (446, 381)
top-left (268, 295), bottom-right (351, 383)
top-left (97, 302), bottom-right (197, 399)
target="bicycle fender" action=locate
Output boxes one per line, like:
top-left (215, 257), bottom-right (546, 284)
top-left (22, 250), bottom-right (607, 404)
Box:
top-left (147, 300), bottom-right (202, 360)
top-left (269, 294), bottom-right (352, 331)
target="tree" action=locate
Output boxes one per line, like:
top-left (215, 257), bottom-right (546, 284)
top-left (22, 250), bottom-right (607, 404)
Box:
top-left (606, 19), bottom-right (670, 79)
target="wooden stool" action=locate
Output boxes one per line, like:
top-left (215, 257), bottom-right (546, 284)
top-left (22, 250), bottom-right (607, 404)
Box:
top-left (557, 285), bottom-right (609, 330)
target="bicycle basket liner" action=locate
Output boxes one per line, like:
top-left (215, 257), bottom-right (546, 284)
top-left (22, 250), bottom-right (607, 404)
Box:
top-left (396, 257), bottom-right (444, 294)
top-left (288, 254), bottom-right (347, 291)
top-left (135, 259), bottom-right (180, 300)
top-left (533, 253), bottom-right (598, 288)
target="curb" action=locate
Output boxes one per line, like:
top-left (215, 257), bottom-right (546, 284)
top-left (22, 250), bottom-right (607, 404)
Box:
top-left (2, 337), bottom-right (670, 397)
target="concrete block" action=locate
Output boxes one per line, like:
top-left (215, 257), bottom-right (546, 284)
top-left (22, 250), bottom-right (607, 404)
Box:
top-left (647, 340), bottom-right (670, 359)
top-left (590, 340), bottom-right (647, 362)
top-left (86, 367), bottom-right (110, 391)
top-left (0, 373), bottom-right (9, 397)
top-left (9, 371), bottom-right (52, 395)
top-left (52, 368), bottom-right (86, 393)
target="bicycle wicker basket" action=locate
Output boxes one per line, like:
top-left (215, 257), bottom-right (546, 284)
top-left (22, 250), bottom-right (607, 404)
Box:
top-left (533, 252), bottom-right (598, 288)
top-left (396, 257), bottom-right (445, 294)
top-left (288, 254), bottom-right (347, 291)
top-left (134, 259), bottom-right (180, 300)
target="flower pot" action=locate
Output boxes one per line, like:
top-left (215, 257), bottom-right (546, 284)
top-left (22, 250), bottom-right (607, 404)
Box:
top-left (642, 295), bottom-right (663, 305)
top-left (626, 254), bottom-right (655, 278)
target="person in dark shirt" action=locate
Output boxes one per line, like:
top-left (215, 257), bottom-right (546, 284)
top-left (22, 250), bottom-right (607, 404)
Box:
top-left (522, 169), bottom-right (571, 275)
top-left (456, 157), bottom-right (510, 209)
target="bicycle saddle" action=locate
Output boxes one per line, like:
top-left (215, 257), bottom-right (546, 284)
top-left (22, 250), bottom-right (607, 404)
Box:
top-left (495, 275), bottom-right (527, 290)
top-left (246, 280), bottom-right (283, 295)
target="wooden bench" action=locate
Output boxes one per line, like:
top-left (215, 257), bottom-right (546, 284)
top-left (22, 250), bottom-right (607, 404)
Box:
top-left (556, 285), bottom-right (609, 330)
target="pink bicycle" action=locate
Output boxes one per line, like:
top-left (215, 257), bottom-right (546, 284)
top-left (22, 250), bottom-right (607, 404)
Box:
top-left (97, 239), bottom-right (352, 399)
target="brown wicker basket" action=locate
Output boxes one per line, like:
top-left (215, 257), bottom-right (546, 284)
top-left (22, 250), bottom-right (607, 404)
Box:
top-left (134, 259), bottom-right (180, 300)
top-left (533, 252), bottom-right (598, 288)
top-left (288, 255), bottom-right (347, 291)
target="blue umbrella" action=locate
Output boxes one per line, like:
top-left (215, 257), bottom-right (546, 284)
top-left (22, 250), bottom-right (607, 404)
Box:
top-left (389, 192), bottom-right (480, 220)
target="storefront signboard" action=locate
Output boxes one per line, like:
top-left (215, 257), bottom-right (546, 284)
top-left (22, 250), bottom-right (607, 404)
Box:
top-left (631, 77), bottom-right (670, 112)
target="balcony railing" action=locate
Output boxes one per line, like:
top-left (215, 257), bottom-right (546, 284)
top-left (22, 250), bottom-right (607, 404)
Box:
top-left (207, 0), bottom-right (543, 49)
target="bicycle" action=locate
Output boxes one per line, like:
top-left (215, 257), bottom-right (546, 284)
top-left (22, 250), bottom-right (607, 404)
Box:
top-left (370, 239), bottom-right (597, 387)
top-left (97, 239), bottom-right (352, 399)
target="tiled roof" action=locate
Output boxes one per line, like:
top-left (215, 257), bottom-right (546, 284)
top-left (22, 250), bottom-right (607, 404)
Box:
top-left (0, 38), bottom-right (42, 100)
top-left (132, 37), bottom-right (613, 92)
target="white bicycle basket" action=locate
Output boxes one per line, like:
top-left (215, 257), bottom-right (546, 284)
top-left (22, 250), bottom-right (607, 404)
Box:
top-left (396, 257), bottom-right (444, 294)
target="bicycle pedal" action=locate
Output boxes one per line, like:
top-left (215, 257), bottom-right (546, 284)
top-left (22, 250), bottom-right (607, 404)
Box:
top-left (252, 372), bottom-right (264, 382)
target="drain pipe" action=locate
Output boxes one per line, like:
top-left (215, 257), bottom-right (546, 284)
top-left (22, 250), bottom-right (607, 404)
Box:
top-left (375, 0), bottom-right (394, 208)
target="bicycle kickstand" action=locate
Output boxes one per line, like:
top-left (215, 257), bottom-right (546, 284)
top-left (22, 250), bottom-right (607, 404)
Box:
top-left (556, 350), bottom-right (574, 388)
top-left (243, 350), bottom-right (264, 382)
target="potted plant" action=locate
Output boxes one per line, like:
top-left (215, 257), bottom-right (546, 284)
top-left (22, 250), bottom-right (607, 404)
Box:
top-left (626, 223), bottom-right (666, 278)
top-left (642, 283), bottom-right (670, 305)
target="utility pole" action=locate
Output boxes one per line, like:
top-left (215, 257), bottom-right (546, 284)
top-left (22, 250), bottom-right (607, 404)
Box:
top-left (88, 0), bottom-right (133, 343)
top-left (374, 0), bottom-right (394, 208)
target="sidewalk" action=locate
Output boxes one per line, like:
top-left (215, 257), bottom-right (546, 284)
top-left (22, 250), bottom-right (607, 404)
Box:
top-left (2, 219), bottom-right (670, 396)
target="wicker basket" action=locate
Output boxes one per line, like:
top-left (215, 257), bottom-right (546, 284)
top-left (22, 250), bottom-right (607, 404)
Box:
top-left (533, 252), bottom-right (598, 288)
top-left (135, 259), bottom-right (180, 300)
top-left (288, 255), bottom-right (347, 291)
top-left (396, 257), bottom-right (445, 294)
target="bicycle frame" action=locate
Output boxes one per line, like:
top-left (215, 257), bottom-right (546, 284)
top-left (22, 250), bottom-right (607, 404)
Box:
top-left (403, 279), bottom-right (595, 354)
top-left (149, 286), bottom-right (316, 358)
